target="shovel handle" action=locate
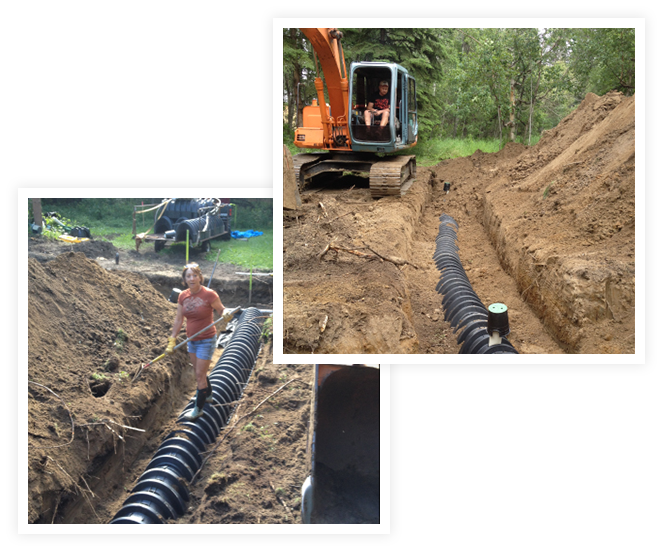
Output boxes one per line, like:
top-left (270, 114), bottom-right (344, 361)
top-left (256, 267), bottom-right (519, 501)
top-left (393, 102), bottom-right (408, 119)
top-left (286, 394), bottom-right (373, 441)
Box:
top-left (133, 307), bottom-right (241, 383)
top-left (144, 352), bottom-right (166, 368)
top-left (172, 306), bottom-right (241, 351)
top-left (132, 352), bottom-right (166, 382)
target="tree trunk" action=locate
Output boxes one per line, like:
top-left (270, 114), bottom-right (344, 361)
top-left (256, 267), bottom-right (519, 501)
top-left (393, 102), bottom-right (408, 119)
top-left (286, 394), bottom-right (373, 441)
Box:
top-left (31, 198), bottom-right (43, 226)
top-left (509, 78), bottom-right (516, 142)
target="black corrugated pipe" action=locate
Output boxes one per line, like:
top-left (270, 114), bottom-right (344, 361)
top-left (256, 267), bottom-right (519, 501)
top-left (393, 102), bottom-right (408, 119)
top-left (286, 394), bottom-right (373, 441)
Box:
top-left (434, 215), bottom-right (518, 354)
top-left (154, 216), bottom-right (173, 234)
top-left (175, 218), bottom-right (201, 243)
top-left (158, 199), bottom-right (219, 223)
top-left (174, 215), bottom-right (225, 244)
top-left (109, 307), bottom-right (264, 523)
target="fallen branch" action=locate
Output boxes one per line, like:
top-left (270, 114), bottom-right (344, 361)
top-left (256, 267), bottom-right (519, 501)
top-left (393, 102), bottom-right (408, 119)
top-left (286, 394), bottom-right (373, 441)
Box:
top-left (363, 243), bottom-right (420, 269)
top-left (326, 211), bottom-right (352, 224)
top-left (320, 243), bottom-right (379, 262)
top-left (320, 241), bottom-right (419, 269)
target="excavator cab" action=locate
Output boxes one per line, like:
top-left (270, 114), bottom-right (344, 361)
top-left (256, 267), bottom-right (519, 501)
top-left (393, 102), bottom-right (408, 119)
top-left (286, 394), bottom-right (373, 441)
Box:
top-left (301, 364), bottom-right (380, 524)
top-left (291, 29), bottom-right (418, 198)
top-left (349, 62), bottom-right (418, 152)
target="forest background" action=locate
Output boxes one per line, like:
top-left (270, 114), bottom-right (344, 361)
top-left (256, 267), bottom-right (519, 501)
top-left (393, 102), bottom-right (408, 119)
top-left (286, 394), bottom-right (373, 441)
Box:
top-left (283, 27), bottom-right (636, 164)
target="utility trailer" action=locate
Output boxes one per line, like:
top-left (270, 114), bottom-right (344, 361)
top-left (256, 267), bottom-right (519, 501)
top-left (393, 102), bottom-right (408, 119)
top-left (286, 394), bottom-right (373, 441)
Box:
top-left (133, 198), bottom-right (232, 252)
top-left (301, 364), bottom-right (380, 524)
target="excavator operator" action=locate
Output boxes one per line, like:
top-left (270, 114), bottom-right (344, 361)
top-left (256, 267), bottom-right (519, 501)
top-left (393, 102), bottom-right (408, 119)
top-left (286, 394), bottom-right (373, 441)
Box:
top-left (364, 80), bottom-right (390, 127)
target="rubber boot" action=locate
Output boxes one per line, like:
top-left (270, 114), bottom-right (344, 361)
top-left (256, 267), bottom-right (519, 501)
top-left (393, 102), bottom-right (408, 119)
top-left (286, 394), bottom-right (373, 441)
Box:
top-left (183, 389), bottom-right (206, 421)
top-left (205, 376), bottom-right (214, 403)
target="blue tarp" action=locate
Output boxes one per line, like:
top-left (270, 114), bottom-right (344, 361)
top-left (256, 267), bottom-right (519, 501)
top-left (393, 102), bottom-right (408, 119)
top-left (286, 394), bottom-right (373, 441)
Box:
top-left (231, 230), bottom-right (264, 239)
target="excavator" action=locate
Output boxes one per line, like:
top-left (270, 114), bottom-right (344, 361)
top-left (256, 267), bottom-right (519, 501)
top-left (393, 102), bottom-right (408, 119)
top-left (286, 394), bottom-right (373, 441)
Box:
top-left (292, 28), bottom-right (418, 199)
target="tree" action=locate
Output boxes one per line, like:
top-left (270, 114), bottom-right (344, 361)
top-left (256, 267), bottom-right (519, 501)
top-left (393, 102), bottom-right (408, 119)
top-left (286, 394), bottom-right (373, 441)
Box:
top-left (281, 26), bottom-right (636, 146)
top-left (567, 28), bottom-right (635, 97)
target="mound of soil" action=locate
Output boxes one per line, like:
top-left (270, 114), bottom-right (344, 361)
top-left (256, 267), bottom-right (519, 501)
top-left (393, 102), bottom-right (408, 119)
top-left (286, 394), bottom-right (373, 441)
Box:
top-left (28, 237), bottom-right (119, 264)
top-left (484, 92), bottom-right (635, 353)
top-left (28, 252), bottom-right (190, 523)
top-left (283, 91), bottom-right (635, 354)
top-left (283, 183), bottom-right (426, 354)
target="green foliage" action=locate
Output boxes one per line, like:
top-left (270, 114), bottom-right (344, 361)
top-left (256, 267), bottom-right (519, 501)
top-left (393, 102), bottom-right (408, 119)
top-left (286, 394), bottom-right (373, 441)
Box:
top-left (567, 28), bottom-right (635, 97)
top-left (261, 315), bottom-right (273, 342)
top-left (409, 137), bottom-right (502, 167)
top-left (30, 198), bottom-right (273, 271)
top-left (282, 27), bottom-right (635, 146)
top-left (41, 213), bottom-right (77, 240)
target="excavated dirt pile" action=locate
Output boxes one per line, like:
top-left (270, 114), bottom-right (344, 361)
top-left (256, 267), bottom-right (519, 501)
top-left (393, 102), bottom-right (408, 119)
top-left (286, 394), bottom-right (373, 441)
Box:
top-left (283, 91), bottom-right (635, 354)
top-left (483, 92), bottom-right (635, 353)
top-left (283, 177), bottom-right (428, 354)
top-left (28, 251), bottom-right (189, 523)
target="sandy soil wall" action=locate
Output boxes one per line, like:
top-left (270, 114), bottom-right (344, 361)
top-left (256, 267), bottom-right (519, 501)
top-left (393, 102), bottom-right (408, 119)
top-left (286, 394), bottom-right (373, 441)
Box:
top-left (283, 170), bottom-right (434, 354)
top-left (482, 93), bottom-right (635, 353)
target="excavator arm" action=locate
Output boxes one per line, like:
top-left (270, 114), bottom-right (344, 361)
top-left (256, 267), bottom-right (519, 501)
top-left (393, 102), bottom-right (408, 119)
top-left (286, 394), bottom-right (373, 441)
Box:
top-left (297, 28), bottom-right (351, 150)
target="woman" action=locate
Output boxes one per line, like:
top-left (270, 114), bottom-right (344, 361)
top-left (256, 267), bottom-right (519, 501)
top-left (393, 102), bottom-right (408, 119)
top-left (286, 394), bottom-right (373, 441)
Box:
top-left (166, 262), bottom-right (225, 420)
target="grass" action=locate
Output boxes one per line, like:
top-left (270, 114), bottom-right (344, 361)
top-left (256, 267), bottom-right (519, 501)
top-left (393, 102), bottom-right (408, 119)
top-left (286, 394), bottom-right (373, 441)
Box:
top-left (285, 134), bottom-right (541, 168)
top-left (31, 199), bottom-right (273, 272)
top-left (543, 182), bottom-right (554, 199)
top-left (416, 135), bottom-right (541, 166)
top-left (157, 230), bottom-right (273, 272)
top-left (409, 137), bottom-right (503, 167)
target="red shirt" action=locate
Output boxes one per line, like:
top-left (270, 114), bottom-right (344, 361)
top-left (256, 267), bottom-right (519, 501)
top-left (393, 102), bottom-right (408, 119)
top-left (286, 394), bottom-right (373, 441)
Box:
top-left (178, 287), bottom-right (220, 340)
top-left (372, 95), bottom-right (389, 111)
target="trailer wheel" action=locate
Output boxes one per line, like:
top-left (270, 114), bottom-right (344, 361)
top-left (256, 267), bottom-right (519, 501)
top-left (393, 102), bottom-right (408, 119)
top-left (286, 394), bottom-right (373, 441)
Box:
top-left (155, 240), bottom-right (166, 253)
top-left (202, 241), bottom-right (211, 253)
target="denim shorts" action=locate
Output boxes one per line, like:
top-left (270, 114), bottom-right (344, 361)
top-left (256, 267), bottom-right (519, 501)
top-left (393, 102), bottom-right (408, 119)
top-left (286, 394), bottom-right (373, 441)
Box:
top-left (187, 337), bottom-right (216, 360)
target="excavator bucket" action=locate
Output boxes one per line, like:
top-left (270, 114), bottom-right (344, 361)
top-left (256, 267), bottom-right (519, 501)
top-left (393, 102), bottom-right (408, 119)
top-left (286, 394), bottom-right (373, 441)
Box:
top-left (301, 364), bottom-right (380, 524)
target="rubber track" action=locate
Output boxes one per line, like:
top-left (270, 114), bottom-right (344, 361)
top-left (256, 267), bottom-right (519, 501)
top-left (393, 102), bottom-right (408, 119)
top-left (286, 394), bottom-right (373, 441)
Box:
top-left (369, 156), bottom-right (416, 198)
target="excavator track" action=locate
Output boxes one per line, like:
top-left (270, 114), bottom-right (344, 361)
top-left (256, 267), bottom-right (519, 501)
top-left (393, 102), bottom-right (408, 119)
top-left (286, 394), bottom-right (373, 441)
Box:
top-left (292, 153), bottom-right (326, 191)
top-left (369, 155), bottom-right (416, 198)
top-left (293, 152), bottom-right (416, 199)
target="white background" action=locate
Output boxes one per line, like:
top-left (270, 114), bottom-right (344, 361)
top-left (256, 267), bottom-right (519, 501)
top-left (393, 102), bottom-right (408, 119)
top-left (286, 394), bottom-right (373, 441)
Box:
top-left (408, 382), bottom-right (663, 552)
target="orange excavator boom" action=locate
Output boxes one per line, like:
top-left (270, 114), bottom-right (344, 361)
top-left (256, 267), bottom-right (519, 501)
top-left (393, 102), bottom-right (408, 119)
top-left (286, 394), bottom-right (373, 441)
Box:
top-left (297, 28), bottom-right (351, 150)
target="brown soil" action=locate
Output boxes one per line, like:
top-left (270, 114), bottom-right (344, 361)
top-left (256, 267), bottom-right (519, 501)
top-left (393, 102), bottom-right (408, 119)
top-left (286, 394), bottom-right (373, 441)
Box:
top-left (27, 242), bottom-right (308, 525)
top-left (283, 91), bottom-right (635, 355)
top-left (27, 237), bottom-right (273, 307)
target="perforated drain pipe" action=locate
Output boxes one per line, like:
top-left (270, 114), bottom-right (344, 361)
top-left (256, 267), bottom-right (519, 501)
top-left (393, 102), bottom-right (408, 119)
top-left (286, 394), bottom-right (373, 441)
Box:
top-left (434, 214), bottom-right (518, 354)
top-left (109, 307), bottom-right (264, 523)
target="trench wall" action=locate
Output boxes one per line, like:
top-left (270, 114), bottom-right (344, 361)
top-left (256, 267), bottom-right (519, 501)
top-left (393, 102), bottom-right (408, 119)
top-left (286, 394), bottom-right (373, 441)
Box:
top-left (283, 170), bottom-right (434, 354)
top-left (481, 94), bottom-right (636, 354)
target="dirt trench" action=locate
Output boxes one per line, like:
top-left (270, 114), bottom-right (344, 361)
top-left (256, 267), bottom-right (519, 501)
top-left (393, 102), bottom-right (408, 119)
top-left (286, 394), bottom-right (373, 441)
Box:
top-left (482, 93), bottom-right (635, 354)
top-left (27, 249), bottom-right (310, 525)
top-left (283, 91), bottom-right (635, 355)
top-left (28, 252), bottom-right (186, 523)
